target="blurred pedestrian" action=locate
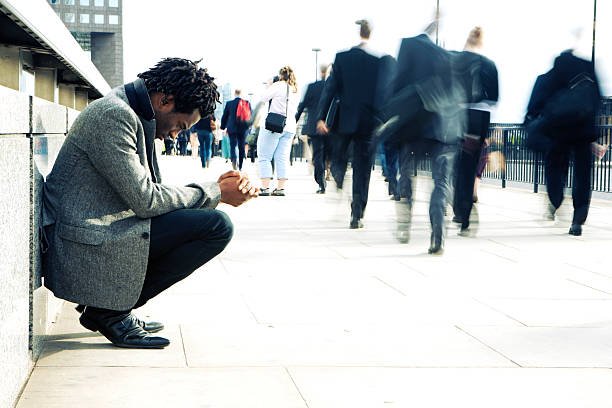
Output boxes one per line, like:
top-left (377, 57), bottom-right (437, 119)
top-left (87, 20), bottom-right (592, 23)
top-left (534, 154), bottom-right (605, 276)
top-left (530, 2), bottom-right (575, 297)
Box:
top-left (379, 18), bottom-right (463, 253)
top-left (192, 113), bottom-right (216, 168)
top-left (452, 26), bottom-right (499, 236)
top-left (526, 48), bottom-right (601, 236)
top-left (221, 89), bottom-right (252, 170)
top-left (257, 66), bottom-right (300, 196)
top-left (296, 64), bottom-right (330, 194)
top-left (317, 19), bottom-right (395, 228)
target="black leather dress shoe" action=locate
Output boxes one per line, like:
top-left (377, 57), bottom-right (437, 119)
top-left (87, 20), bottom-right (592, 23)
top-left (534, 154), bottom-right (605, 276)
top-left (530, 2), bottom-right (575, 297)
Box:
top-left (569, 224), bottom-right (582, 236)
top-left (428, 232), bottom-right (445, 255)
top-left (76, 305), bottom-right (164, 333)
top-left (349, 217), bottom-right (364, 229)
top-left (80, 310), bottom-right (170, 349)
top-left (316, 188), bottom-right (326, 194)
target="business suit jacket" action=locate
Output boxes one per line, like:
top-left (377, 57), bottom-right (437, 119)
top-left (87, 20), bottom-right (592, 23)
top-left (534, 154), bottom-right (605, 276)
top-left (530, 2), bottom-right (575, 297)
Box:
top-left (42, 79), bottom-right (220, 310)
top-left (393, 34), bottom-right (458, 144)
top-left (295, 79), bottom-right (325, 136)
top-left (317, 45), bottom-right (393, 135)
top-left (221, 97), bottom-right (251, 135)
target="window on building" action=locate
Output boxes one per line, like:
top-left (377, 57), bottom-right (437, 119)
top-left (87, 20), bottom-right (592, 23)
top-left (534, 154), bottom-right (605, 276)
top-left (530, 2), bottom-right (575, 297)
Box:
top-left (64, 0), bottom-right (75, 4)
top-left (108, 15), bottom-right (119, 24)
top-left (80, 0), bottom-right (90, 5)
top-left (94, 14), bottom-right (104, 24)
top-left (64, 12), bottom-right (76, 23)
top-left (79, 14), bottom-right (90, 23)
top-left (109, 0), bottom-right (118, 6)
top-left (94, 0), bottom-right (104, 6)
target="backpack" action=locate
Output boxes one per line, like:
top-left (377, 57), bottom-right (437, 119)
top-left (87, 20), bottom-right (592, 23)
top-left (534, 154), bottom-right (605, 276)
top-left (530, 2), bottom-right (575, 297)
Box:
top-left (542, 72), bottom-right (599, 127)
top-left (235, 99), bottom-right (251, 124)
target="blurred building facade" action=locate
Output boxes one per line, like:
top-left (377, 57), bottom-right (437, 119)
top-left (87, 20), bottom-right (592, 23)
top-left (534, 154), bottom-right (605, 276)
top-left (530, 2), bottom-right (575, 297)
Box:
top-left (48, 0), bottom-right (123, 87)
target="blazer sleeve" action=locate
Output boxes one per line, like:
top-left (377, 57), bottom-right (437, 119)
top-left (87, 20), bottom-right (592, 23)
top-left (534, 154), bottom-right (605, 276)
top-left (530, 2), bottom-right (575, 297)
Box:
top-left (296, 84), bottom-right (311, 121)
top-left (85, 105), bottom-right (220, 219)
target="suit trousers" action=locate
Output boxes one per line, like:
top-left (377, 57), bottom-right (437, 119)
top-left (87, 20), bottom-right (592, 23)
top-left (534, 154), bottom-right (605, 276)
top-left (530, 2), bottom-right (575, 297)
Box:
top-left (399, 140), bottom-right (456, 236)
top-left (310, 135), bottom-right (330, 190)
top-left (332, 131), bottom-right (375, 219)
top-left (545, 142), bottom-right (592, 225)
top-left (228, 131), bottom-right (247, 169)
top-left (452, 139), bottom-right (485, 228)
top-left (130, 208), bottom-right (233, 309)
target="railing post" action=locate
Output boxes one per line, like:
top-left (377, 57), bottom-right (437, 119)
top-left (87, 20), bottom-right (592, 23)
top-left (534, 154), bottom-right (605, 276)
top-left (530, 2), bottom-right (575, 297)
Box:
top-left (533, 152), bottom-right (539, 193)
top-left (502, 129), bottom-right (507, 188)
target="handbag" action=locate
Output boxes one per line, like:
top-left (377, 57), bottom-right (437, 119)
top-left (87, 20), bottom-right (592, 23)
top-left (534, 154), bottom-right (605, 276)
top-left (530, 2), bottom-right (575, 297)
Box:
top-left (265, 84), bottom-right (289, 133)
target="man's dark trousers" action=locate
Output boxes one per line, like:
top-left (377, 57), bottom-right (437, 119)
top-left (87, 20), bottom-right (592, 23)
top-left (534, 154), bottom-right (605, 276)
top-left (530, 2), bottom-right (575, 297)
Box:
top-left (332, 132), bottom-right (374, 219)
top-left (452, 139), bottom-right (484, 228)
top-left (131, 208), bottom-right (233, 309)
top-left (228, 131), bottom-right (247, 170)
top-left (545, 142), bottom-right (592, 226)
top-left (399, 140), bottom-right (455, 235)
top-left (310, 134), bottom-right (329, 190)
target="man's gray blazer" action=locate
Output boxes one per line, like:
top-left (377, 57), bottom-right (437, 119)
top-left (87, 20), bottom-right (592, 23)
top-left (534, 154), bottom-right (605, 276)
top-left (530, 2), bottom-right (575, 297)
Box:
top-left (42, 81), bottom-right (220, 310)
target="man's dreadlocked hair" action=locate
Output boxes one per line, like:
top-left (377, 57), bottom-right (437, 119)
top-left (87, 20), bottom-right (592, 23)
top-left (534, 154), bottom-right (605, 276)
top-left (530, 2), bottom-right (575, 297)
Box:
top-left (137, 58), bottom-right (220, 117)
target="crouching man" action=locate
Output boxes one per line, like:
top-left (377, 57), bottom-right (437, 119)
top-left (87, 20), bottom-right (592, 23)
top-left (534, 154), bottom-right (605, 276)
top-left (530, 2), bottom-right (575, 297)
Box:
top-left (42, 58), bottom-right (258, 349)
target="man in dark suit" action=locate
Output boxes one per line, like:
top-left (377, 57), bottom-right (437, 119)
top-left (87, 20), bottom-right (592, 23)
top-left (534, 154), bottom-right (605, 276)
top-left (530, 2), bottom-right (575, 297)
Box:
top-left (296, 64), bottom-right (329, 193)
top-left (317, 19), bottom-right (394, 229)
top-left (383, 21), bottom-right (462, 254)
top-left (221, 89), bottom-right (251, 170)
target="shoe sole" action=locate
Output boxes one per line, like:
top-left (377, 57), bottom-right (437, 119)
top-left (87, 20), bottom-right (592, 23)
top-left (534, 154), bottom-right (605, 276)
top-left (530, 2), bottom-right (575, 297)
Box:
top-left (111, 341), bottom-right (169, 349)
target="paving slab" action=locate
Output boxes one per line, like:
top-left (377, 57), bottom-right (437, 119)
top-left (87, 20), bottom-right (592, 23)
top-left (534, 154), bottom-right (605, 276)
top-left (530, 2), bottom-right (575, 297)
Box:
top-left (17, 367), bottom-right (307, 408)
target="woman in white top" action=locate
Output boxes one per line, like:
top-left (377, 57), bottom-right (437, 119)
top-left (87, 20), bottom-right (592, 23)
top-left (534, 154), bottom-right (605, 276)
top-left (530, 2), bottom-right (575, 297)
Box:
top-left (257, 66), bottom-right (299, 196)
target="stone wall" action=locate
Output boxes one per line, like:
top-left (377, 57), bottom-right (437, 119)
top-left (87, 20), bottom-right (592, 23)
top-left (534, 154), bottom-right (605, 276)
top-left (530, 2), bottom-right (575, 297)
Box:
top-left (0, 85), bottom-right (68, 408)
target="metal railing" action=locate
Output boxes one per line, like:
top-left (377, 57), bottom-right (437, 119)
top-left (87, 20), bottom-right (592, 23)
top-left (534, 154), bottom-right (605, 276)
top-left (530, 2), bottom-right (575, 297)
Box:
top-left (414, 122), bottom-right (612, 193)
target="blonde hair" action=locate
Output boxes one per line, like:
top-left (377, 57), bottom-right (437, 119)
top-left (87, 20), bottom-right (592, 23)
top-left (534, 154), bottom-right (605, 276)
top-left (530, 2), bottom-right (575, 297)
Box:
top-left (279, 66), bottom-right (298, 93)
top-left (465, 26), bottom-right (483, 49)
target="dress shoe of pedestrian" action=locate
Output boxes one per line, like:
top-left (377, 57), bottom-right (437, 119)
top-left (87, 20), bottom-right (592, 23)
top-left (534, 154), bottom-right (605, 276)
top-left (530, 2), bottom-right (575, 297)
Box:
top-left (259, 188), bottom-right (270, 196)
top-left (428, 232), bottom-right (444, 255)
top-left (451, 215), bottom-right (463, 224)
top-left (76, 305), bottom-right (164, 333)
top-left (396, 230), bottom-right (410, 244)
top-left (316, 188), bottom-right (326, 194)
top-left (544, 202), bottom-right (556, 221)
top-left (349, 217), bottom-right (364, 229)
top-left (79, 309), bottom-right (170, 349)
top-left (568, 224), bottom-right (582, 236)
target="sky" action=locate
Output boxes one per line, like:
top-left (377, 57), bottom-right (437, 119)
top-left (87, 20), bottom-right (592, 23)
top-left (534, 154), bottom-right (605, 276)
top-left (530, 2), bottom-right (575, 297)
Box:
top-left (122, 0), bottom-right (611, 123)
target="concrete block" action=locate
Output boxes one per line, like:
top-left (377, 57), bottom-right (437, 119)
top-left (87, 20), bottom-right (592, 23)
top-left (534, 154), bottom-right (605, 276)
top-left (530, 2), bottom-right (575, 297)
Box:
top-left (0, 85), bottom-right (30, 134)
top-left (0, 136), bottom-right (34, 408)
top-left (32, 96), bottom-right (67, 134)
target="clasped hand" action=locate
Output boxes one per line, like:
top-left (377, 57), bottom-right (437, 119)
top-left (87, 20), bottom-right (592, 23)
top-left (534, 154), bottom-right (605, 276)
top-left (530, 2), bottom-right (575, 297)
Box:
top-left (218, 171), bottom-right (259, 207)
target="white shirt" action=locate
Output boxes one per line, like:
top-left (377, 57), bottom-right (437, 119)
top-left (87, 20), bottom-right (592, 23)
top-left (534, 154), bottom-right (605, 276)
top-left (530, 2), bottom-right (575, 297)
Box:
top-left (259, 80), bottom-right (300, 133)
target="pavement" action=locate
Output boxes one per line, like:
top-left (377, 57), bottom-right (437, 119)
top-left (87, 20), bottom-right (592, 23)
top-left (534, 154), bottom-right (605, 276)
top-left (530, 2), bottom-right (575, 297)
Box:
top-left (16, 154), bottom-right (612, 408)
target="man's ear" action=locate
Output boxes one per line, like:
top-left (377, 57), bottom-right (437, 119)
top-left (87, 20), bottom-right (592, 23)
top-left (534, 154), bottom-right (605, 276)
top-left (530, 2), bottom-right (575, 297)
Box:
top-left (155, 94), bottom-right (175, 113)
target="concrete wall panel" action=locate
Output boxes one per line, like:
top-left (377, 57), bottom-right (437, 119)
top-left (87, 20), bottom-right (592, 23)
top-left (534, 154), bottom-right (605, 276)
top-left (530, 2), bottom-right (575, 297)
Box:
top-left (0, 136), bottom-right (33, 408)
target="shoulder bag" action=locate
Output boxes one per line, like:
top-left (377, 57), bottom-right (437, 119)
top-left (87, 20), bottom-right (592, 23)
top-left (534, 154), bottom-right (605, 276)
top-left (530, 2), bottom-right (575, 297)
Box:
top-left (265, 83), bottom-right (289, 133)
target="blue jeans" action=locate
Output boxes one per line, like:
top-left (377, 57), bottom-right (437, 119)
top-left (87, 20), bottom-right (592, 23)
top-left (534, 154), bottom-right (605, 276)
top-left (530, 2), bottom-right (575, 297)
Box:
top-left (197, 131), bottom-right (213, 167)
top-left (257, 128), bottom-right (294, 179)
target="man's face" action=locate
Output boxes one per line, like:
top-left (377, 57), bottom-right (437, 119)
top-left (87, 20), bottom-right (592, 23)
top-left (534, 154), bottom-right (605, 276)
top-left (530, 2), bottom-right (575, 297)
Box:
top-left (153, 95), bottom-right (201, 139)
